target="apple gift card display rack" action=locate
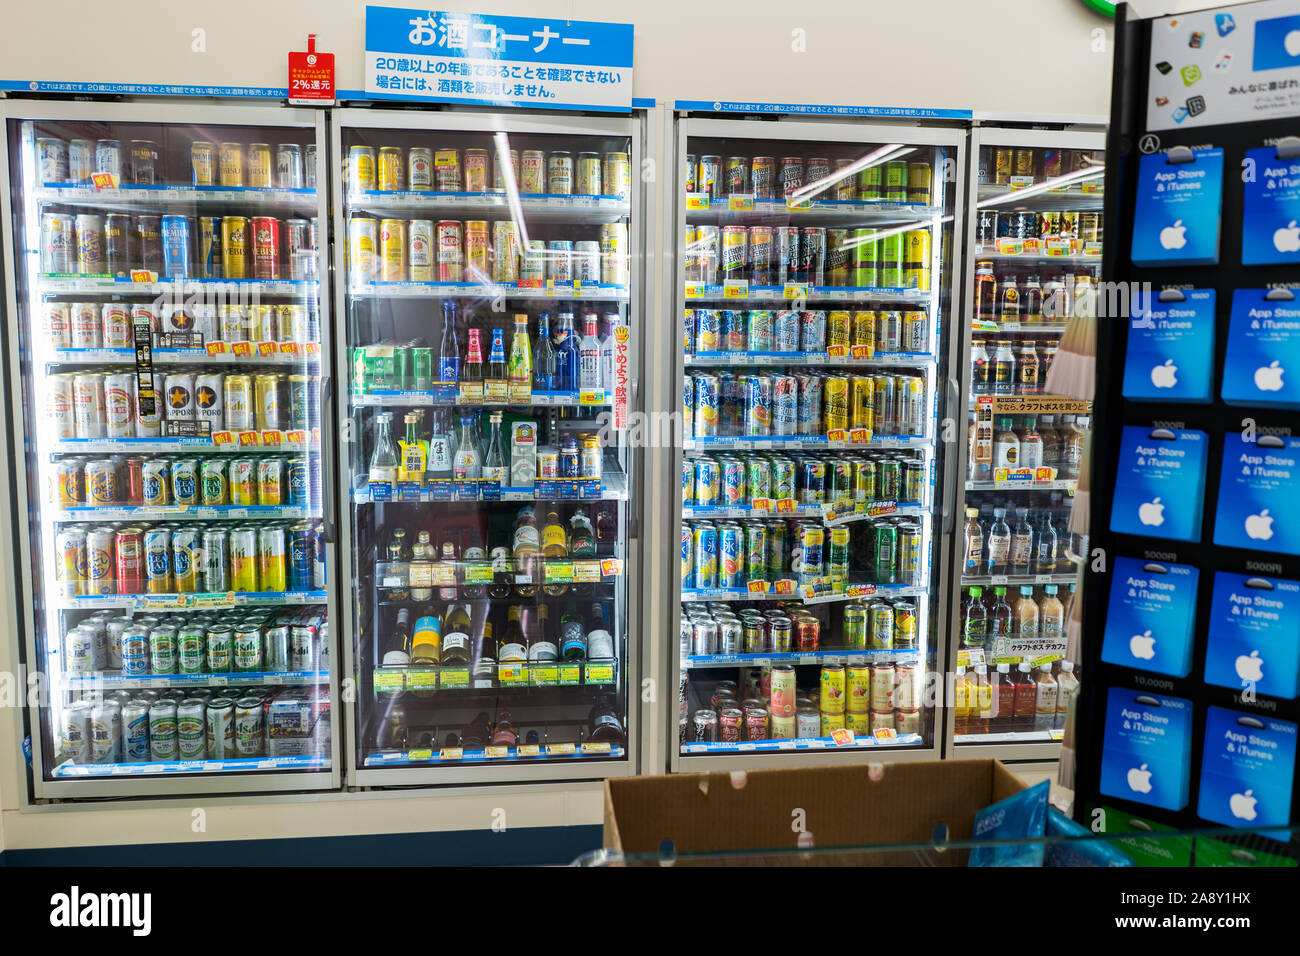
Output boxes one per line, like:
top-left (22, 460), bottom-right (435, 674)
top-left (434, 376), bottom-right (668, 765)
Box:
top-left (1078, 3), bottom-right (1300, 850)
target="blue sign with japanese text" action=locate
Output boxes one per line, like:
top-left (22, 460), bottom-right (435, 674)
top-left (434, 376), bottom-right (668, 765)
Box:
top-left (364, 6), bottom-right (634, 111)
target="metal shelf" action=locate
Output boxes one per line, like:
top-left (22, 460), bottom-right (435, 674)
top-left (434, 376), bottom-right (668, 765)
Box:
top-left (960, 572), bottom-right (1077, 587)
top-left (953, 728), bottom-right (1063, 744)
top-left (348, 191), bottom-right (629, 222)
top-left (52, 754), bottom-right (328, 777)
top-left (964, 479), bottom-right (1078, 491)
top-left (38, 276), bottom-right (319, 297)
top-left (683, 648), bottom-right (921, 669)
top-left (681, 732), bottom-right (923, 754)
top-left (62, 670), bottom-right (327, 690)
top-left (363, 743), bottom-right (624, 767)
top-left (684, 284), bottom-right (931, 305)
top-left (682, 501), bottom-right (925, 522)
top-left (56, 590), bottom-right (328, 611)
top-left (681, 582), bottom-right (927, 605)
top-left (349, 280), bottom-right (629, 300)
top-left (49, 346), bottom-right (320, 366)
top-left (51, 504), bottom-right (319, 522)
top-left (350, 388), bottom-right (612, 408)
top-left (975, 183), bottom-right (1104, 212)
top-left (685, 435), bottom-right (931, 452)
top-left (683, 196), bottom-right (942, 224)
top-left (685, 350), bottom-right (935, 368)
top-left (53, 433), bottom-right (319, 454)
top-left (34, 183), bottom-right (318, 212)
top-left (354, 472), bottom-right (627, 504)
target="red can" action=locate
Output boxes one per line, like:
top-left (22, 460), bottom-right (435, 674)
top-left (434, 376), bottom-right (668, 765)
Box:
top-left (125, 457), bottom-right (145, 505)
top-left (251, 216), bottom-right (280, 280)
top-left (436, 220), bottom-right (463, 282)
top-left (795, 616), bottom-right (820, 651)
top-left (115, 528), bottom-right (145, 595)
top-left (718, 706), bottom-right (744, 743)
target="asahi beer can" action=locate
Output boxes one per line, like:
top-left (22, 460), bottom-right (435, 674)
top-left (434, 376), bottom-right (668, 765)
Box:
top-left (41, 212), bottom-right (76, 274)
top-left (36, 137), bottom-right (69, 184)
top-left (230, 528), bottom-right (258, 592)
top-left (206, 697), bottom-right (236, 757)
top-left (224, 374), bottom-right (253, 431)
top-left (206, 625), bottom-right (233, 673)
top-left (233, 626), bottom-right (262, 672)
top-left (603, 152), bottom-right (630, 200)
top-left (276, 142), bottom-right (304, 189)
top-left (202, 530), bottom-right (229, 592)
top-left (229, 458), bottom-right (255, 505)
top-left (234, 696), bottom-right (265, 757)
top-left (177, 698), bottom-right (207, 759)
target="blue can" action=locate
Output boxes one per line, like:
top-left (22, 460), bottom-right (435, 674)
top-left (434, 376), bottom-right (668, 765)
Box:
top-left (683, 309), bottom-right (695, 356)
top-left (774, 309), bottom-right (800, 351)
top-left (288, 457), bottom-right (310, 507)
top-left (560, 435), bottom-right (581, 477)
top-left (722, 310), bottom-right (746, 351)
top-left (289, 525), bottom-right (313, 591)
top-left (144, 527), bottom-right (171, 589)
top-left (694, 457), bottom-right (720, 506)
top-left (161, 215), bottom-right (191, 279)
top-left (680, 523), bottom-right (694, 589)
top-left (312, 523), bottom-right (327, 588)
top-left (747, 310), bottom-right (774, 352)
top-left (773, 375), bottom-right (799, 436)
top-left (681, 459), bottom-right (694, 503)
top-left (745, 375), bottom-right (773, 437)
top-left (683, 378), bottom-right (695, 436)
top-left (719, 523), bottom-right (743, 587)
top-left (692, 373), bottom-right (719, 437)
top-left (720, 457), bottom-right (746, 506)
top-left (800, 310), bottom-right (827, 352)
top-left (695, 308), bottom-right (720, 352)
top-left (692, 523), bottom-right (718, 589)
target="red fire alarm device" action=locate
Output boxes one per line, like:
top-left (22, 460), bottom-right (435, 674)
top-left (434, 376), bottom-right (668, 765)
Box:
top-left (288, 34), bottom-right (335, 105)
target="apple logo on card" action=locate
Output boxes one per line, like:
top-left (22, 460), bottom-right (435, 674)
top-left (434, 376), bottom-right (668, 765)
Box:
top-left (1245, 510), bottom-right (1275, 540)
top-left (1129, 630), bottom-right (1157, 660)
top-left (1274, 220), bottom-right (1300, 252)
top-left (1254, 361), bottom-right (1285, 392)
top-left (1230, 789), bottom-right (1258, 821)
top-left (1287, 30), bottom-right (1300, 56)
top-left (1235, 649), bottom-right (1264, 683)
top-left (1151, 359), bottom-right (1179, 388)
top-left (1127, 764), bottom-right (1154, 794)
top-left (1139, 498), bottom-right (1166, 526)
top-left (1160, 220), bottom-right (1188, 250)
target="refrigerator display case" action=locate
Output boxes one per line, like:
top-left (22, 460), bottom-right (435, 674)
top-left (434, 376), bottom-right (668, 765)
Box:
top-left (668, 117), bottom-right (965, 768)
top-left (948, 125), bottom-right (1104, 758)
top-left (334, 109), bottom-right (641, 784)
top-left (0, 101), bottom-right (338, 797)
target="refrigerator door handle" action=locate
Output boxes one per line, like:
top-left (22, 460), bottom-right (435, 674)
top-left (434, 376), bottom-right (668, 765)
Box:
top-left (321, 374), bottom-right (336, 544)
top-left (629, 376), bottom-right (640, 541)
top-left (941, 376), bottom-right (960, 536)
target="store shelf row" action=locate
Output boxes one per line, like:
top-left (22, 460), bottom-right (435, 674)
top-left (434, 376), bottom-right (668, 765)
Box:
top-left (61, 669), bottom-right (327, 690)
top-left (354, 473), bottom-right (626, 504)
top-left (952, 728), bottom-right (1064, 744)
top-left (38, 275), bottom-right (318, 297)
top-left (683, 647), bottom-right (922, 669)
top-left (350, 388), bottom-right (612, 408)
top-left (972, 245), bottom-right (1101, 263)
top-left (52, 504), bottom-right (319, 522)
top-left (684, 349), bottom-right (934, 368)
top-left (348, 280), bottom-right (628, 300)
top-left (684, 283), bottom-right (930, 305)
top-left (34, 183), bottom-right (318, 211)
top-left (57, 589), bottom-right (328, 612)
top-left (373, 660), bottom-right (616, 692)
top-left (960, 572), bottom-right (1078, 587)
top-left (348, 190), bottom-right (629, 221)
top-left (684, 434), bottom-right (932, 452)
top-left (53, 431), bottom-right (319, 454)
top-left (683, 195), bottom-right (942, 222)
top-left (680, 732), bottom-right (922, 754)
top-left (363, 743), bottom-right (622, 767)
top-left (681, 581), bottom-right (927, 605)
top-left (376, 557), bottom-right (624, 589)
top-left (49, 344), bottom-right (321, 366)
top-left (974, 182), bottom-right (1104, 211)
top-left (682, 500), bottom-right (924, 524)
top-left (51, 754), bottom-right (328, 778)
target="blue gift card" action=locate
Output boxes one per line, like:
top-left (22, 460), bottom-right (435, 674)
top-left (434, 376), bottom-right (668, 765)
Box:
top-left (1197, 707), bottom-right (1296, 829)
top-left (1102, 557), bottom-right (1199, 677)
top-left (1241, 147), bottom-right (1300, 265)
top-left (1222, 289), bottom-right (1300, 408)
top-left (1205, 572), bottom-right (1300, 700)
top-left (1122, 288), bottom-right (1216, 403)
top-left (1131, 148), bottom-right (1224, 266)
top-left (1100, 687), bottom-right (1193, 811)
top-left (1213, 433), bottom-right (1300, 556)
top-left (1110, 426), bottom-right (1209, 542)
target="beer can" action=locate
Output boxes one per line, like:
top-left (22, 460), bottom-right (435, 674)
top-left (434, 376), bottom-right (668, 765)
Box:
top-left (465, 148), bottom-right (488, 191)
top-left (140, 459), bottom-right (168, 507)
top-left (547, 150), bottom-right (573, 194)
top-left (603, 152), bottom-right (630, 200)
top-left (75, 214), bottom-right (105, 275)
top-left (206, 626), bottom-right (233, 673)
top-left (41, 212), bottom-right (76, 273)
top-left (85, 458), bottom-right (116, 505)
top-left (903, 229), bottom-right (931, 290)
top-left (224, 374), bottom-right (253, 432)
top-left (122, 699), bottom-right (151, 762)
top-left (348, 145), bottom-right (376, 193)
top-left (175, 698), bottom-right (206, 759)
top-left (228, 458), bottom-right (255, 505)
top-left (288, 457), bottom-right (310, 507)
top-left (144, 527), bottom-right (172, 594)
top-left (164, 372), bottom-right (195, 422)
top-left (599, 222), bottom-right (628, 285)
top-left (721, 225), bottom-right (747, 280)
top-left (95, 139), bottom-right (122, 180)
top-left (519, 149), bottom-right (546, 193)
top-left (221, 216), bottom-right (249, 279)
top-left (850, 376), bottom-right (874, 434)
top-left (103, 373), bottom-right (135, 439)
top-left (177, 625), bottom-right (205, 674)
top-left (144, 699), bottom-right (178, 761)
top-left (257, 457), bottom-right (284, 505)
top-left (234, 626), bottom-right (263, 672)
top-left (103, 213), bottom-right (131, 277)
top-left (278, 304), bottom-right (309, 343)
top-left (55, 528), bottom-right (86, 597)
top-left (348, 216), bottom-right (378, 285)
top-left (43, 302), bottom-right (72, 349)
top-left (463, 220), bottom-right (489, 280)
top-left (289, 524), bottom-right (313, 591)
top-left (571, 151), bottom-right (602, 196)
top-left (254, 373), bottom-right (282, 432)
top-left (218, 142), bottom-right (244, 187)
top-left (235, 696), bottom-right (265, 757)
top-left (492, 220), bottom-right (519, 282)
top-left (36, 137), bottom-right (69, 183)
top-left (172, 528), bottom-right (199, 593)
top-left (127, 139), bottom-right (157, 186)
top-left (149, 624), bottom-right (177, 673)
top-left (285, 218), bottom-right (315, 280)
top-left (246, 143), bottom-right (273, 188)
top-left (692, 523), bottom-right (718, 589)
top-left (404, 219), bottom-right (434, 281)
top-left (202, 530), bottom-right (229, 592)
top-left (718, 522), bottom-right (743, 587)
top-left (902, 459), bottom-right (925, 505)
top-left (230, 529), bottom-right (258, 592)
top-left (206, 697), bottom-right (236, 757)
top-left (379, 219), bottom-right (407, 281)
top-left (101, 303), bottom-right (131, 348)
top-left (70, 302), bottom-right (100, 349)
top-left (744, 375), bottom-right (772, 436)
top-left (820, 664), bottom-right (846, 714)
top-left (772, 375), bottom-right (798, 436)
top-left (874, 523), bottom-right (898, 585)
top-left (276, 142), bottom-right (304, 189)
top-left (251, 215), bottom-right (280, 280)
top-left (110, 527), bottom-right (142, 594)
top-left (160, 214), bottom-right (190, 278)
top-left (897, 526), bottom-right (923, 589)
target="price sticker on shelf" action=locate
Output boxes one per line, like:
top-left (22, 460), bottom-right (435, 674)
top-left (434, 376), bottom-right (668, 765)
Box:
top-left (1044, 240), bottom-right (1070, 257)
top-left (578, 389), bottom-right (603, 406)
top-left (774, 498), bottom-right (797, 514)
top-left (92, 171), bottom-right (119, 190)
top-left (873, 727), bottom-right (898, 740)
top-left (827, 428), bottom-right (848, 443)
top-left (851, 345), bottom-right (875, 360)
top-left (1083, 242), bottom-right (1103, 257)
top-left (773, 579), bottom-right (797, 595)
top-left (1008, 175), bottom-right (1035, 191)
top-left (845, 584), bottom-right (876, 599)
top-left (211, 431), bottom-right (235, 446)
top-left (545, 278), bottom-right (555, 296)
top-left (574, 561), bottom-right (601, 584)
top-left (257, 341), bottom-right (277, 357)
top-left (990, 574), bottom-right (1009, 585)
top-left (485, 746), bottom-right (509, 759)
top-left (599, 557), bottom-right (623, 577)
top-left (430, 564), bottom-right (457, 588)
top-left (408, 749), bottom-right (433, 762)
top-left (684, 283), bottom-right (706, 299)
top-left (544, 560), bottom-right (574, 584)
top-left (830, 728), bottom-right (855, 746)
top-left (373, 670), bottom-right (405, 692)
top-left (586, 663), bottom-right (615, 685)
top-left (1080, 182), bottom-right (1101, 194)
top-left (260, 430), bottom-right (283, 446)
top-left (849, 428), bottom-right (872, 445)
top-left (558, 664), bottom-right (581, 685)
top-left (406, 670), bottom-right (438, 691)
top-left (546, 743), bottom-right (576, 756)
top-left (685, 194), bottom-right (710, 211)
top-left (783, 284), bottom-right (808, 299)
top-left (826, 345), bottom-right (850, 360)
top-left (237, 430), bottom-right (261, 447)
top-left (728, 194), bottom-right (754, 211)
top-left (746, 579), bottom-right (771, 594)
top-left (439, 668), bottom-right (469, 689)
top-left (286, 430), bottom-right (308, 445)
top-left (517, 744), bottom-right (541, 757)
top-left (462, 563), bottom-right (493, 584)
top-left (498, 664), bottom-right (527, 685)
top-left (231, 341), bottom-right (253, 358)
top-left (994, 238), bottom-right (1023, 256)
top-left (439, 748), bottom-right (463, 761)
top-left (530, 664), bottom-right (559, 686)
top-left (722, 280), bottom-right (749, 299)
top-left (750, 497), bottom-right (771, 512)
top-left (205, 341), bottom-right (229, 356)
top-left (785, 195), bottom-right (812, 211)
top-left (580, 742), bottom-right (612, 755)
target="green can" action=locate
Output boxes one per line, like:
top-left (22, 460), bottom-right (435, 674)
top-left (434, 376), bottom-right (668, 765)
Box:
top-left (287, 374), bottom-right (310, 429)
top-left (880, 458), bottom-right (902, 500)
top-left (830, 457), bottom-right (853, 507)
top-left (843, 603), bottom-right (868, 649)
top-left (883, 160), bottom-right (909, 202)
top-left (351, 346), bottom-right (369, 394)
top-left (765, 519), bottom-right (787, 580)
top-left (409, 345), bottom-right (434, 390)
top-left (873, 521), bottom-right (897, 585)
top-left (858, 164), bottom-right (882, 201)
top-left (745, 523), bottom-right (768, 583)
top-left (854, 458), bottom-right (877, 502)
top-left (746, 458), bottom-right (772, 501)
top-left (878, 231), bottom-right (904, 287)
top-left (828, 526), bottom-right (850, 576)
top-left (851, 228), bottom-right (878, 287)
top-left (200, 460), bottom-right (227, 506)
top-left (177, 625), bottom-right (206, 674)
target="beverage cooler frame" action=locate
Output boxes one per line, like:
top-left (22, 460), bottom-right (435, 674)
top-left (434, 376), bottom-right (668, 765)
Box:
top-left (331, 108), bottom-right (645, 786)
top-left (0, 99), bottom-right (341, 798)
top-left (664, 116), bottom-right (968, 772)
top-left (945, 123), bottom-right (1105, 762)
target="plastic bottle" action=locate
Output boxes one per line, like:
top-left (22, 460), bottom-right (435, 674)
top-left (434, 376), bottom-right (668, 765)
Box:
top-left (1055, 661), bottom-right (1079, 730)
top-left (1034, 664), bottom-right (1059, 732)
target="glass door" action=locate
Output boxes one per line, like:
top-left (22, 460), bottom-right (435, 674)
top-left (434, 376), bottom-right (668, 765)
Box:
top-left (334, 109), bottom-right (639, 784)
top-left (1, 100), bottom-right (337, 797)
top-left (948, 126), bottom-right (1104, 758)
top-left (670, 117), bottom-right (965, 769)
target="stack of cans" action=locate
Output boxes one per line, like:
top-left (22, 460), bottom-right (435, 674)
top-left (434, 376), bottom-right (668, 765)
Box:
top-left (51, 454), bottom-right (315, 510)
top-left (684, 308), bottom-right (929, 356)
top-left (682, 452), bottom-right (927, 509)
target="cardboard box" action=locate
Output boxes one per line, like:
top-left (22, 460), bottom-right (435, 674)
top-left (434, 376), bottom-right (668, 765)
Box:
top-left (604, 759), bottom-right (1025, 865)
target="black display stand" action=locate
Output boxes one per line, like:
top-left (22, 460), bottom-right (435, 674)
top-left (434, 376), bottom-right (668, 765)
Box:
top-left (1077, 1), bottom-right (1299, 851)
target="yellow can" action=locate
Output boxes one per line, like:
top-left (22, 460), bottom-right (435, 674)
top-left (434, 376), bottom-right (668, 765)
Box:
top-left (846, 664), bottom-right (871, 713)
top-left (465, 220), bottom-right (490, 279)
top-left (191, 141), bottom-right (215, 186)
top-left (850, 376), bottom-right (874, 432)
top-left (221, 216), bottom-right (249, 279)
top-left (219, 142), bottom-right (244, 187)
top-left (348, 217), bottom-right (378, 286)
top-left (903, 229), bottom-right (931, 291)
top-left (846, 710), bottom-right (874, 735)
top-left (254, 373), bottom-right (283, 432)
top-left (819, 711), bottom-right (846, 736)
top-left (907, 160), bottom-right (933, 204)
top-left (379, 219), bottom-right (407, 282)
top-left (822, 376), bottom-right (849, 432)
top-left (348, 145), bottom-right (376, 193)
top-left (820, 663), bottom-right (846, 714)
top-left (826, 310), bottom-right (851, 349)
top-left (852, 311), bottom-right (876, 349)
top-left (378, 146), bottom-right (406, 191)
top-left (248, 304), bottom-right (277, 343)
top-left (246, 143), bottom-right (273, 188)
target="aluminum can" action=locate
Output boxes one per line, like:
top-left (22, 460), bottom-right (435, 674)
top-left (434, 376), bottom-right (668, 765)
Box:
top-left (246, 143), bottom-right (273, 187)
top-left (206, 697), bottom-right (237, 757)
top-left (177, 698), bottom-right (207, 759)
top-left (41, 212), bottom-right (76, 273)
top-left (235, 696), bottom-right (265, 757)
top-left (206, 626), bottom-right (233, 673)
top-left (160, 214), bottom-right (190, 278)
top-left (75, 213), bottom-right (105, 274)
top-left (149, 699), bottom-right (178, 761)
top-left (230, 529), bottom-right (259, 592)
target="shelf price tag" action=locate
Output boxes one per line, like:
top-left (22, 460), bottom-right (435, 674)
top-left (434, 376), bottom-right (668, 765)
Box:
top-left (205, 341), bottom-right (229, 356)
top-left (873, 727), bottom-right (898, 740)
top-left (585, 663), bottom-right (615, 685)
top-left (774, 498), bottom-right (797, 514)
top-left (439, 748), bottom-right (463, 761)
top-left (530, 664), bottom-right (559, 686)
top-left (544, 560), bottom-right (574, 584)
top-left (849, 427), bottom-right (872, 445)
top-left (827, 428), bottom-right (848, 444)
top-left (830, 728), bottom-right (855, 746)
top-left (573, 561), bottom-right (601, 584)
top-left (728, 194), bottom-right (754, 211)
top-left (558, 663), bottom-right (581, 685)
top-left (845, 584), bottom-right (876, 599)
top-left (783, 283), bottom-right (808, 299)
top-left (994, 238), bottom-right (1023, 255)
top-left (498, 664), bottom-right (527, 685)
top-left (722, 280), bottom-right (749, 298)
top-left (685, 194), bottom-right (710, 211)
top-left (750, 497), bottom-right (771, 512)
top-left (463, 563), bottom-right (493, 584)
top-left (372, 669), bottom-right (405, 692)
top-left (92, 171), bottom-right (119, 189)
top-left (773, 578), bottom-right (797, 595)
top-left (431, 564), bottom-right (456, 587)
top-left (517, 744), bottom-right (541, 757)
top-left (485, 746), bottom-right (510, 759)
top-left (785, 195), bottom-right (812, 211)
top-left (684, 283), bottom-right (706, 299)
top-left (746, 580), bottom-right (770, 594)
top-left (578, 389), bottom-right (603, 405)
top-left (580, 742), bottom-right (612, 755)
top-left (546, 743), bottom-right (576, 756)
top-left (231, 341), bottom-right (253, 358)
top-left (599, 557), bottom-right (623, 577)
top-left (1009, 175), bottom-right (1034, 191)
top-left (439, 668), bottom-right (469, 689)
top-left (408, 749), bottom-right (433, 761)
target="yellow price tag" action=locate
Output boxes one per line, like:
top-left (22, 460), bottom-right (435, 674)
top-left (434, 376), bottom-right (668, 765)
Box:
top-left (728, 194), bottom-right (754, 211)
top-left (722, 281), bottom-right (748, 298)
top-left (439, 748), bottom-right (463, 760)
top-left (485, 746), bottom-right (509, 759)
top-left (580, 742), bottom-right (613, 754)
top-left (684, 283), bottom-right (705, 298)
top-left (408, 748), bottom-right (433, 761)
top-left (685, 194), bottom-right (710, 210)
top-left (578, 389), bottom-right (603, 405)
top-left (546, 743), bottom-right (576, 755)
top-left (518, 744), bottom-right (541, 757)
top-left (782, 285), bottom-right (808, 299)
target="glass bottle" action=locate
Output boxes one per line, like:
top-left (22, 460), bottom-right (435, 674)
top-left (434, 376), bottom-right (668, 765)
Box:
top-left (453, 414), bottom-right (482, 480)
top-left (409, 531), bottom-right (434, 602)
top-left (482, 410), bottom-right (507, 486)
top-left (532, 313), bottom-right (555, 390)
top-left (529, 604), bottom-right (558, 663)
top-left (398, 412), bottom-right (428, 485)
top-left (541, 508), bottom-right (569, 597)
top-left (569, 507), bottom-right (596, 557)
top-left (508, 312), bottom-right (532, 393)
top-left (587, 696), bottom-right (625, 743)
top-left (490, 710), bottom-right (518, 747)
top-left (487, 326), bottom-right (508, 397)
top-left (554, 311), bottom-right (580, 391)
top-left (498, 605), bottom-right (527, 664)
top-left (991, 339), bottom-right (1016, 396)
top-left (426, 408), bottom-right (454, 481)
top-left (463, 326), bottom-right (484, 384)
top-left (512, 506), bottom-right (540, 598)
top-left (438, 300), bottom-right (460, 384)
top-left (579, 312), bottom-right (602, 390)
top-left (368, 412), bottom-right (400, 494)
